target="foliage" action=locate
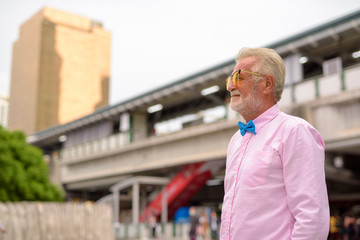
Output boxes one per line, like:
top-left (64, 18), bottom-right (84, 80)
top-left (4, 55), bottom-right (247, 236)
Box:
top-left (0, 126), bottom-right (63, 202)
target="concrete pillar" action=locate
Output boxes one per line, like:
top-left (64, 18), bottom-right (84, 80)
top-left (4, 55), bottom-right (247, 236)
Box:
top-left (140, 188), bottom-right (147, 212)
top-left (132, 182), bottom-right (139, 224)
top-left (132, 113), bottom-right (147, 141)
top-left (113, 191), bottom-right (119, 223)
top-left (161, 187), bottom-right (167, 224)
top-left (284, 53), bottom-right (303, 85)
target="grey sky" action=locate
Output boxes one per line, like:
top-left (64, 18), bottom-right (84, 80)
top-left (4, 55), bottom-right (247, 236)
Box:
top-left (1, 0), bottom-right (360, 104)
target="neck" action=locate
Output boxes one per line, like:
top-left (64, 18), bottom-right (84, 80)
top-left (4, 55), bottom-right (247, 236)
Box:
top-left (242, 103), bottom-right (276, 122)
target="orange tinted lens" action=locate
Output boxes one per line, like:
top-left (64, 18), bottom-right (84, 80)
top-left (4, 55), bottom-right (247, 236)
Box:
top-left (233, 71), bottom-right (239, 85)
top-left (226, 76), bottom-right (231, 89)
top-left (226, 72), bottom-right (240, 89)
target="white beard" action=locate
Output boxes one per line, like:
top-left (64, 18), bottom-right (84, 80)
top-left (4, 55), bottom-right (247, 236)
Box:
top-left (230, 87), bottom-right (263, 121)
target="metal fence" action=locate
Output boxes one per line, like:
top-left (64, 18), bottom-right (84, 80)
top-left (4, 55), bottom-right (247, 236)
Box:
top-left (0, 202), bottom-right (113, 240)
top-left (114, 222), bottom-right (190, 239)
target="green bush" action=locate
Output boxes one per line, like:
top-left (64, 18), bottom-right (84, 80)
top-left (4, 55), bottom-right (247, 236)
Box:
top-left (0, 126), bottom-right (64, 202)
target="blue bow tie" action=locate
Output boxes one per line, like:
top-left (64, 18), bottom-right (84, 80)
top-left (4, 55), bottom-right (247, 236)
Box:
top-left (238, 120), bottom-right (256, 136)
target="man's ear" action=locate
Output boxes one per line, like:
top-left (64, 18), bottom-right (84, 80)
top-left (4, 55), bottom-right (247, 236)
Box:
top-left (263, 74), bottom-right (275, 95)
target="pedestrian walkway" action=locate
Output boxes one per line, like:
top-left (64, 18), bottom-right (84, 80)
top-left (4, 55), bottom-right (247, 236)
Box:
top-left (120, 237), bottom-right (185, 240)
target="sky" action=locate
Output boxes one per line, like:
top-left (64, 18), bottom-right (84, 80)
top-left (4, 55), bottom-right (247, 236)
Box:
top-left (1, 0), bottom-right (360, 105)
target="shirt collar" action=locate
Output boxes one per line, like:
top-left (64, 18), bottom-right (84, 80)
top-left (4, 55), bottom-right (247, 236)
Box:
top-left (252, 104), bottom-right (280, 134)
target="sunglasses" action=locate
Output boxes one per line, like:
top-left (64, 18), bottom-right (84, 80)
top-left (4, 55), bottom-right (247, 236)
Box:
top-left (226, 69), bottom-right (265, 89)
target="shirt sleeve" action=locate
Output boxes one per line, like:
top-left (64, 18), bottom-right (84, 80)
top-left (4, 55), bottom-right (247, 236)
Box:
top-left (281, 123), bottom-right (330, 239)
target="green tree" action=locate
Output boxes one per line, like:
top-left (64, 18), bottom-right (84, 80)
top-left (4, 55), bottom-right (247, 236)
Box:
top-left (0, 126), bottom-right (63, 202)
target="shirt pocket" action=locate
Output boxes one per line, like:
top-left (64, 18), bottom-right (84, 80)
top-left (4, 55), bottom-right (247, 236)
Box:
top-left (242, 150), bottom-right (271, 187)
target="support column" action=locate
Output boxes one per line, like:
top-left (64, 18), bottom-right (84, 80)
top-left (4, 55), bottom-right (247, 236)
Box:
top-left (113, 191), bottom-right (119, 223)
top-left (131, 113), bottom-right (147, 142)
top-left (161, 187), bottom-right (167, 224)
top-left (140, 188), bottom-right (147, 213)
top-left (132, 182), bottom-right (140, 224)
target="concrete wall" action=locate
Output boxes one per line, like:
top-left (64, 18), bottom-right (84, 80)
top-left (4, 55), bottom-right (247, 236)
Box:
top-left (0, 202), bottom-right (113, 240)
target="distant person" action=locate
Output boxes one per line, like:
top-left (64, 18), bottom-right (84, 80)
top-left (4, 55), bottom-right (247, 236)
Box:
top-left (210, 210), bottom-right (219, 240)
top-left (199, 211), bottom-right (209, 240)
top-left (0, 220), bottom-right (5, 234)
top-left (329, 211), bottom-right (341, 240)
top-left (149, 215), bottom-right (157, 238)
top-left (220, 47), bottom-right (329, 240)
top-left (343, 212), bottom-right (357, 240)
top-left (189, 206), bottom-right (198, 240)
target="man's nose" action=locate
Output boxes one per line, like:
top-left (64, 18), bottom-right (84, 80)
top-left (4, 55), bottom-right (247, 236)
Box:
top-left (227, 80), bottom-right (236, 91)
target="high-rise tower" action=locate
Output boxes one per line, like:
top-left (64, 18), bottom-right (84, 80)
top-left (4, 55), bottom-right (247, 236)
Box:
top-left (8, 7), bottom-right (111, 134)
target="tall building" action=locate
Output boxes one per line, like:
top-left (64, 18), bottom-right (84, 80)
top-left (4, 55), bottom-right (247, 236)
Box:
top-left (8, 7), bottom-right (111, 135)
top-left (0, 94), bottom-right (9, 128)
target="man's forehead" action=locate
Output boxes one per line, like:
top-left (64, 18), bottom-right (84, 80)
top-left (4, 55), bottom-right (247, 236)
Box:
top-left (233, 56), bottom-right (258, 73)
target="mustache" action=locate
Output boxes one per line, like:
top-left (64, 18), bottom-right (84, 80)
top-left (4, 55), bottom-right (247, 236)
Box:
top-left (230, 91), bottom-right (241, 97)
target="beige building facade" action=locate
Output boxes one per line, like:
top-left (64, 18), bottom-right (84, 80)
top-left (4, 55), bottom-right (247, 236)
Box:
top-left (8, 7), bottom-right (111, 134)
top-left (0, 94), bottom-right (9, 128)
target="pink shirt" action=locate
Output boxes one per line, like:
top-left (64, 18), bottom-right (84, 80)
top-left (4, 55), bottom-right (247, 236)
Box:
top-left (220, 104), bottom-right (329, 240)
